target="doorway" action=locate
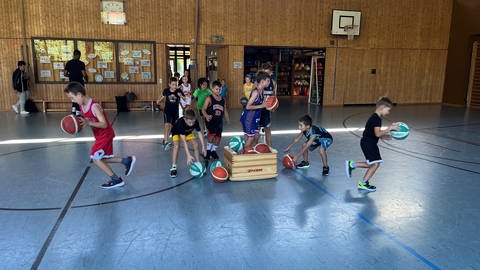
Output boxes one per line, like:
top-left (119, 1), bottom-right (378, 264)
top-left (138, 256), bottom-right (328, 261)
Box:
top-left (243, 46), bottom-right (326, 105)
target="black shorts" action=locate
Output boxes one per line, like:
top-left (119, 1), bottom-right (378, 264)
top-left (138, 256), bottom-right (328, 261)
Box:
top-left (360, 139), bottom-right (383, 164)
top-left (206, 119), bottom-right (223, 137)
top-left (164, 110), bottom-right (178, 125)
top-left (259, 109), bottom-right (271, 128)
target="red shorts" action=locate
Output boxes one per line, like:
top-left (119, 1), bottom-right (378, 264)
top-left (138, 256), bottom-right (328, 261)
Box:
top-left (90, 136), bottom-right (114, 160)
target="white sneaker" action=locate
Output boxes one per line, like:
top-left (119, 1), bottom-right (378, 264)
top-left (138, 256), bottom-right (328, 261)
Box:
top-left (12, 105), bottom-right (19, 114)
top-left (20, 111), bottom-right (30, 115)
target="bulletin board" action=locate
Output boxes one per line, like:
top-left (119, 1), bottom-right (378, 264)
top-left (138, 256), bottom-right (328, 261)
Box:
top-left (32, 38), bottom-right (156, 84)
top-left (77, 40), bottom-right (117, 83)
top-left (32, 38), bottom-right (74, 83)
top-left (118, 41), bottom-right (156, 83)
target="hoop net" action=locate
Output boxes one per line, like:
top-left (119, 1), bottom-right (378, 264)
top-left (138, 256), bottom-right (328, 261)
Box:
top-left (343, 25), bottom-right (359, 40)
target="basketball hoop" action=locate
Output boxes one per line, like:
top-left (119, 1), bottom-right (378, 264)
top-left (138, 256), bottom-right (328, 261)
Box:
top-left (343, 25), bottom-right (359, 40)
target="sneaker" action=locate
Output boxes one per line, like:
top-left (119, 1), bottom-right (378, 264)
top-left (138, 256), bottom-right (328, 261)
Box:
top-left (12, 105), bottom-right (19, 114)
top-left (296, 161), bottom-right (310, 169)
top-left (163, 141), bottom-right (172, 151)
top-left (345, 160), bottom-right (355, 178)
top-left (205, 150), bottom-right (212, 160)
top-left (358, 181), bottom-right (376, 192)
top-left (170, 167), bottom-right (177, 178)
top-left (211, 151), bottom-right (219, 160)
top-left (124, 155), bottom-right (136, 176)
top-left (100, 178), bottom-right (125, 189)
top-left (322, 166), bottom-right (330, 176)
top-left (20, 110), bottom-right (30, 115)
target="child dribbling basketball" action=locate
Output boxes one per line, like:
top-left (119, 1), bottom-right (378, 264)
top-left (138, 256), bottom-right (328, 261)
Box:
top-left (64, 82), bottom-right (136, 189)
top-left (202, 80), bottom-right (230, 160)
top-left (345, 97), bottom-right (399, 192)
top-left (284, 115), bottom-right (333, 175)
top-left (169, 109), bottom-right (207, 178)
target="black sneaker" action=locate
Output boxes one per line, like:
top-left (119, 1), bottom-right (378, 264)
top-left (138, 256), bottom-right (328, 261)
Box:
top-left (124, 155), bottom-right (136, 176)
top-left (163, 141), bottom-right (172, 151)
top-left (296, 161), bottom-right (310, 169)
top-left (322, 166), bottom-right (330, 176)
top-left (100, 178), bottom-right (125, 189)
top-left (170, 167), bottom-right (177, 178)
top-left (206, 150), bottom-right (212, 160)
top-left (211, 151), bottom-right (219, 160)
top-left (358, 180), bottom-right (376, 192)
top-left (345, 160), bottom-right (355, 178)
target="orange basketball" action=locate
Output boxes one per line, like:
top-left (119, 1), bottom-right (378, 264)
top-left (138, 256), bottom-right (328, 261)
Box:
top-left (243, 146), bottom-right (256, 154)
top-left (212, 166), bottom-right (229, 183)
top-left (265, 96), bottom-right (279, 111)
top-left (282, 154), bottom-right (295, 169)
top-left (254, 143), bottom-right (271, 153)
top-left (60, 115), bottom-right (83, 135)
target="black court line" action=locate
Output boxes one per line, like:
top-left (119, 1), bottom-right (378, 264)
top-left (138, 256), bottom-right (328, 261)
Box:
top-left (30, 166), bottom-right (90, 270)
top-left (343, 113), bottom-right (480, 175)
top-left (421, 141), bottom-right (461, 153)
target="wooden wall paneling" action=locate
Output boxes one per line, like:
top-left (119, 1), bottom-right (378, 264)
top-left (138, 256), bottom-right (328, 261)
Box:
top-left (227, 46), bottom-right (244, 109)
top-left (376, 49), bottom-right (447, 104)
top-left (0, 0), bottom-right (23, 38)
top-left (23, 0), bottom-right (195, 43)
top-left (322, 47), bottom-right (343, 106)
top-left (338, 48), bottom-right (378, 104)
top-left (0, 39), bottom-right (25, 110)
top-left (467, 41), bottom-right (480, 107)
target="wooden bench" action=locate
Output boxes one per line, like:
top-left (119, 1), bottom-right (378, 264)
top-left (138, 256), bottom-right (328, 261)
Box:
top-left (33, 99), bottom-right (156, 112)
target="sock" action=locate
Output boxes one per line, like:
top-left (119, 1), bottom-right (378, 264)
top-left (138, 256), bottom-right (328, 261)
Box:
top-left (207, 143), bottom-right (212, 150)
top-left (361, 179), bottom-right (367, 184)
top-left (350, 161), bottom-right (356, 169)
top-left (211, 145), bottom-right (217, 151)
top-left (111, 174), bottom-right (121, 181)
top-left (172, 164), bottom-right (176, 168)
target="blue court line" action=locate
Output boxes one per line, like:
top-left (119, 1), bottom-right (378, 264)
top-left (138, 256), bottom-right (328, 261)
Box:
top-left (293, 170), bottom-right (442, 270)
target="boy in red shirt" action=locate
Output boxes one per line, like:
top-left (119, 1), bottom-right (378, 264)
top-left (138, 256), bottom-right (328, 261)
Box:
top-left (64, 82), bottom-right (136, 189)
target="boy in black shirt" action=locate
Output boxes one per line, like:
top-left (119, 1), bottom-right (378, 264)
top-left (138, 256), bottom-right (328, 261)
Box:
top-left (346, 97), bottom-right (398, 192)
top-left (169, 109), bottom-right (206, 178)
top-left (284, 115), bottom-right (333, 175)
top-left (157, 77), bottom-right (186, 150)
top-left (202, 80), bottom-right (230, 160)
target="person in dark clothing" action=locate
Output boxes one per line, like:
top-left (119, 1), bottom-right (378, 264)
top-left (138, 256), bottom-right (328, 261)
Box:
top-left (65, 50), bottom-right (88, 116)
top-left (12, 61), bottom-right (30, 115)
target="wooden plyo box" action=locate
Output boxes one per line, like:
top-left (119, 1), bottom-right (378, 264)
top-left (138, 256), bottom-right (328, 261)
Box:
top-left (223, 146), bottom-right (278, 181)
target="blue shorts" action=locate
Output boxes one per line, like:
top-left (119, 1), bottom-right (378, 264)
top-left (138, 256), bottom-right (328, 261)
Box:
top-left (240, 110), bottom-right (261, 137)
top-left (309, 138), bottom-right (333, 151)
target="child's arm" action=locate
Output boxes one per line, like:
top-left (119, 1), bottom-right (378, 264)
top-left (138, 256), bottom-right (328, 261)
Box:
top-left (246, 91), bottom-right (267, 110)
top-left (197, 130), bottom-right (207, 157)
top-left (224, 103), bottom-right (230, 124)
top-left (284, 132), bottom-right (303, 152)
top-left (156, 95), bottom-right (165, 105)
top-left (180, 135), bottom-right (195, 165)
top-left (202, 96), bottom-right (212, 122)
top-left (374, 122), bottom-right (399, 138)
top-left (293, 136), bottom-right (317, 162)
top-left (81, 103), bottom-right (108, 128)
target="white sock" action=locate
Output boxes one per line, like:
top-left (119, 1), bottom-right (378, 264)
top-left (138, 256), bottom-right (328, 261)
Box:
top-left (211, 145), bottom-right (217, 151)
top-left (207, 143), bottom-right (212, 150)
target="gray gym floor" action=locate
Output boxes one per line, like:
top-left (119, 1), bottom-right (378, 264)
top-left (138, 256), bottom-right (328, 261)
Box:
top-left (1, 97), bottom-right (479, 270)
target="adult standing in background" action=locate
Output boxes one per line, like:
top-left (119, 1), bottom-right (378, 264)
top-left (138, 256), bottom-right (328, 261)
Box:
top-left (12, 61), bottom-right (30, 115)
top-left (65, 49), bottom-right (87, 116)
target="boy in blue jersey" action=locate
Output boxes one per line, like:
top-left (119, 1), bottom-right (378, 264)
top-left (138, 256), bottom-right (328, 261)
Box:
top-left (284, 114), bottom-right (333, 175)
top-left (240, 71), bottom-right (270, 147)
